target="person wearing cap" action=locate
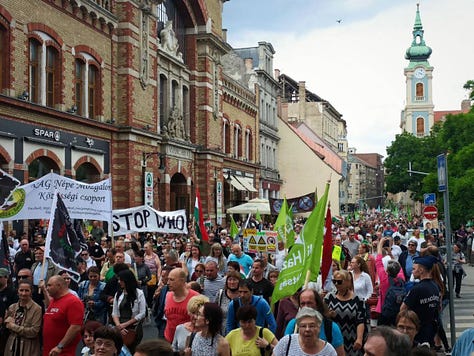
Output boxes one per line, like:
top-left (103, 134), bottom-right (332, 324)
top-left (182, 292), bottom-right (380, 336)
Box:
top-left (400, 254), bottom-right (441, 346)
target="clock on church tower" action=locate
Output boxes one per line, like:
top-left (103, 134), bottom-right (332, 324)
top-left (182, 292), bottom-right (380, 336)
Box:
top-left (401, 4), bottom-right (434, 137)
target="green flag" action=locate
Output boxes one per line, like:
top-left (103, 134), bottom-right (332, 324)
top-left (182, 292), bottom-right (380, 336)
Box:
top-left (272, 182), bottom-right (330, 305)
top-left (273, 198), bottom-right (295, 248)
top-left (255, 209), bottom-right (262, 222)
top-left (230, 215), bottom-right (239, 239)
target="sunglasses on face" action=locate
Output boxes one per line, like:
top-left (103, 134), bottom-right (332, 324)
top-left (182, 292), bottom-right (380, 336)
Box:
top-left (332, 279), bottom-right (344, 285)
top-left (18, 275), bottom-right (29, 279)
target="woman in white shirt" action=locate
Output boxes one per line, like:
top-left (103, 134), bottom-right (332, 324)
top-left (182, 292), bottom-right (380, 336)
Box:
top-left (112, 269), bottom-right (146, 353)
top-left (349, 256), bottom-right (373, 302)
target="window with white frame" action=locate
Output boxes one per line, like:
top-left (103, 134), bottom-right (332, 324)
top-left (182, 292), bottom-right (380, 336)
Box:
top-left (234, 124), bottom-right (241, 158)
top-left (74, 53), bottom-right (100, 118)
top-left (28, 33), bottom-right (61, 108)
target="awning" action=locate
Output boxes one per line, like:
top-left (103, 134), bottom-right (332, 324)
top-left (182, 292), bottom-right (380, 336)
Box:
top-left (229, 176), bottom-right (247, 191)
top-left (234, 176), bottom-right (258, 192)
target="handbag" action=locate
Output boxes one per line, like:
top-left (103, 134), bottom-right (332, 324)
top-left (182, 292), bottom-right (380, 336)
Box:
top-left (121, 326), bottom-right (137, 347)
top-left (147, 273), bottom-right (157, 287)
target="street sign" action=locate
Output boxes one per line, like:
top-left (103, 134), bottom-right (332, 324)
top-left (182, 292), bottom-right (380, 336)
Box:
top-left (144, 171), bottom-right (153, 206)
top-left (423, 193), bottom-right (436, 206)
top-left (437, 154), bottom-right (447, 192)
top-left (423, 206), bottom-right (438, 220)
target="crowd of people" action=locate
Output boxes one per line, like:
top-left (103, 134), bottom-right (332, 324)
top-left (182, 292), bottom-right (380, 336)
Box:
top-left (0, 214), bottom-right (472, 356)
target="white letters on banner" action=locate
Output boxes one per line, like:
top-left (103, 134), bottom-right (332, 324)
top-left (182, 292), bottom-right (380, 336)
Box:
top-left (0, 173), bottom-right (112, 221)
top-left (112, 205), bottom-right (188, 235)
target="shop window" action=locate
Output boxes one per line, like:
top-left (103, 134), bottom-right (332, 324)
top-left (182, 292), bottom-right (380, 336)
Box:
top-left (28, 156), bottom-right (59, 182)
top-left (76, 162), bottom-right (100, 183)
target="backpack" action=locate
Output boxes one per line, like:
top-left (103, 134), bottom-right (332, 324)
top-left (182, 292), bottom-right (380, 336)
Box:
top-left (380, 277), bottom-right (406, 325)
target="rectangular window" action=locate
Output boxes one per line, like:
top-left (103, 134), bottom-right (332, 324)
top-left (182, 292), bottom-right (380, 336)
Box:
top-left (88, 65), bottom-right (97, 118)
top-left (45, 46), bottom-right (56, 107)
top-left (29, 40), bottom-right (40, 103)
top-left (75, 60), bottom-right (84, 116)
top-left (0, 27), bottom-right (5, 91)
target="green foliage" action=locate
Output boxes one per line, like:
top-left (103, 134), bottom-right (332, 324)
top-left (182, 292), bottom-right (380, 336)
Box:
top-left (385, 109), bottom-right (474, 227)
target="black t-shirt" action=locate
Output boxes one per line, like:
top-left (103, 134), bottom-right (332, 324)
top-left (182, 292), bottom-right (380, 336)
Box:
top-left (404, 278), bottom-right (440, 344)
top-left (0, 285), bottom-right (19, 319)
top-left (246, 277), bottom-right (274, 303)
top-left (88, 243), bottom-right (105, 267)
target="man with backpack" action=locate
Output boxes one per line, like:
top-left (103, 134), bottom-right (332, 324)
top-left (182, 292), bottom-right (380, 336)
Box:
top-left (283, 288), bottom-right (345, 356)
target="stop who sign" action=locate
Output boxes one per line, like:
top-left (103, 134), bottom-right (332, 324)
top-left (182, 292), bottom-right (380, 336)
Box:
top-left (423, 206), bottom-right (438, 220)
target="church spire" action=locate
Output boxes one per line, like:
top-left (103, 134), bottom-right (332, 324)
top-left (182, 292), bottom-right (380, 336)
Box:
top-left (405, 3), bottom-right (432, 63)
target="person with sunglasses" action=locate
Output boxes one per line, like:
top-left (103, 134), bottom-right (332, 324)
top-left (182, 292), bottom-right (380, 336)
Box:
top-left (324, 270), bottom-right (366, 355)
top-left (399, 239), bottom-right (420, 281)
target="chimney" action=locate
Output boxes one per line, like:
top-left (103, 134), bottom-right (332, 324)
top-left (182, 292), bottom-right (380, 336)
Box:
top-left (244, 58), bottom-right (253, 73)
top-left (461, 99), bottom-right (471, 113)
top-left (298, 81), bottom-right (306, 103)
top-left (274, 69), bottom-right (280, 80)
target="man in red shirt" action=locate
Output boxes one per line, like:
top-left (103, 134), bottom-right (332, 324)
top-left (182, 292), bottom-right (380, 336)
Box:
top-left (43, 275), bottom-right (84, 356)
top-left (164, 268), bottom-right (198, 342)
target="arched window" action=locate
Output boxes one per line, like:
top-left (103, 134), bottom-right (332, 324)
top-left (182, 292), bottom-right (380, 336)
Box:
top-left (76, 162), bottom-right (100, 183)
top-left (245, 129), bottom-right (252, 161)
top-left (28, 33), bottom-right (61, 108)
top-left (74, 53), bottom-right (101, 119)
top-left (234, 124), bottom-right (241, 158)
top-left (159, 74), bottom-right (168, 125)
top-left (416, 82), bottom-right (424, 100)
top-left (223, 119), bottom-right (230, 154)
top-left (416, 117), bottom-right (425, 137)
top-left (28, 156), bottom-right (60, 182)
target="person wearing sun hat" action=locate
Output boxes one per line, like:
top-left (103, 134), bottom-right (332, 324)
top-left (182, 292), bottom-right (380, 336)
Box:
top-left (400, 254), bottom-right (440, 347)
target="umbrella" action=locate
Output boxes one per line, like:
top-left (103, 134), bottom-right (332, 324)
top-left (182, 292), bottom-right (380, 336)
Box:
top-left (226, 198), bottom-right (271, 215)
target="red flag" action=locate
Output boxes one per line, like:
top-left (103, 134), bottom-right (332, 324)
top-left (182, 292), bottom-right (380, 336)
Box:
top-left (321, 207), bottom-right (333, 287)
top-left (194, 188), bottom-right (209, 242)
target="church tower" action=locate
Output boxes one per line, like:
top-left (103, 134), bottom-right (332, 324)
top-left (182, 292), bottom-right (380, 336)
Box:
top-left (400, 4), bottom-right (434, 136)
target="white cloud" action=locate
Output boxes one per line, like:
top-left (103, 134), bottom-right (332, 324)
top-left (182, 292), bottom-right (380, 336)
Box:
top-left (224, 0), bottom-right (474, 155)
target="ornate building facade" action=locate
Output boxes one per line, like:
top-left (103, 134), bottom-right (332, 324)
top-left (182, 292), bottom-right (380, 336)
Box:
top-left (0, 0), bottom-right (259, 231)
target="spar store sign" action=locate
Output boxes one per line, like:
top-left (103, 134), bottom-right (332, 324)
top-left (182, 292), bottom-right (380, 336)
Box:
top-left (113, 205), bottom-right (187, 235)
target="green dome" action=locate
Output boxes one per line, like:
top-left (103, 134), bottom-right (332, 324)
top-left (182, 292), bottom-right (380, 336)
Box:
top-left (405, 4), bottom-right (432, 62)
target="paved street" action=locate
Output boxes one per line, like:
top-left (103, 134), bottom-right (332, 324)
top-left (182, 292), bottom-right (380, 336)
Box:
top-left (445, 263), bottom-right (474, 344)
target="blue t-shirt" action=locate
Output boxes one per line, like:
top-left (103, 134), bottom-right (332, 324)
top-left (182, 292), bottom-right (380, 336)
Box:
top-left (228, 253), bottom-right (254, 275)
top-left (284, 318), bottom-right (344, 348)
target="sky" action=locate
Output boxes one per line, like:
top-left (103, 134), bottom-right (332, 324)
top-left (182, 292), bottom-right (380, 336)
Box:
top-left (222, 0), bottom-right (474, 157)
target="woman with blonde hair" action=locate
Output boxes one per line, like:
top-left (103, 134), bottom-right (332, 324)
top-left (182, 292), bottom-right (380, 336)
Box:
top-left (172, 294), bottom-right (210, 354)
top-left (324, 270), bottom-right (366, 356)
top-left (205, 243), bottom-right (228, 276)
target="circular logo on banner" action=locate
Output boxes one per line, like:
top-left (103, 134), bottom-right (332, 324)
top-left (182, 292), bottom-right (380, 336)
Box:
top-left (298, 196), bottom-right (314, 211)
top-left (267, 236), bottom-right (276, 245)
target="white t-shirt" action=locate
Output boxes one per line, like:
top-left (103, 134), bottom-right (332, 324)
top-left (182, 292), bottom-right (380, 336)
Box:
top-left (273, 334), bottom-right (337, 356)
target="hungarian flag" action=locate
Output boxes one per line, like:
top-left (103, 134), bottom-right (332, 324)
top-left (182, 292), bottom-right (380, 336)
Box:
top-left (45, 192), bottom-right (82, 282)
top-left (321, 207), bottom-right (333, 287)
top-left (194, 188), bottom-right (209, 242)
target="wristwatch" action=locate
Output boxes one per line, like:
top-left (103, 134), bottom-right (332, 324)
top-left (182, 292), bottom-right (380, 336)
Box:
top-left (265, 344), bottom-right (271, 351)
top-left (57, 343), bottom-right (64, 350)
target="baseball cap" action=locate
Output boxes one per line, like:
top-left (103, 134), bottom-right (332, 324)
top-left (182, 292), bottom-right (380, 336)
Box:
top-left (0, 268), bottom-right (10, 277)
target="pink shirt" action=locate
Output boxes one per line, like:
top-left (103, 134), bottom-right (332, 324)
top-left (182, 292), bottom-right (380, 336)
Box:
top-left (375, 254), bottom-right (405, 313)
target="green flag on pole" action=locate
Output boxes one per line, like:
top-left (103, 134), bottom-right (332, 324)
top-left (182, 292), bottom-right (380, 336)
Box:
top-left (273, 198), bottom-right (295, 248)
top-left (255, 209), bottom-right (262, 223)
top-left (230, 215), bottom-right (239, 239)
top-left (271, 182), bottom-right (330, 305)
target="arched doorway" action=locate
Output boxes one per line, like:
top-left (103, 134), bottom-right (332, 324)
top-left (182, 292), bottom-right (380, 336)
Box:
top-left (170, 173), bottom-right (189, 214)
top-left (28, 156), bottom-right (60, 182)
top-left (76, 162), bottom-right (101, 183)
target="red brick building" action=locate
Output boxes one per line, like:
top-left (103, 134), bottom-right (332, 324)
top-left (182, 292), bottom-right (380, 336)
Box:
top-left (0, 0), bottom-right (259, 232)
